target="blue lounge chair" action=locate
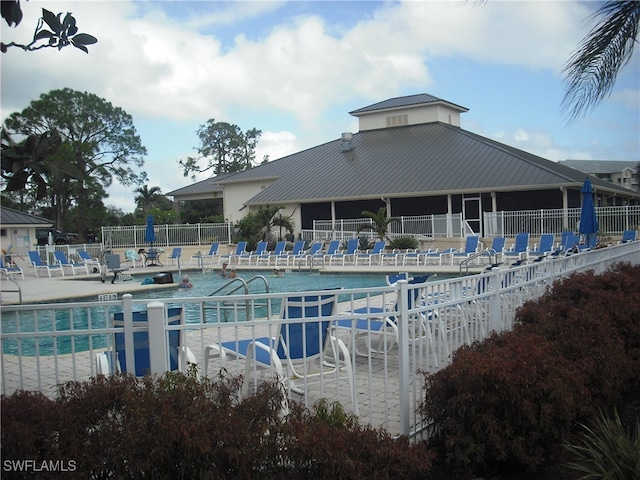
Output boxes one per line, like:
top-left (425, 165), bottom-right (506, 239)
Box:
top-left (482, 237), bottom-right (506, 264)
top-left (292, 241), bottom-right (323, 267)
top-left (54, 250), bottom-right (89, 275)
top-left (96, 307), bottom-right (196, 376)
top-left (321, 240), bottom-right (341, 265)
top-left (621, 230), bottom-right (637, 243)
top-left (204, 294), bottom-right (357, 413)
top-left (424, 248), bottom-right (457, 265)
top-left (275, 240), bottom-right (305, 267)
top-left (336, 275), bottom-right (437, 358)
top-left (238, 241), bottom-right (267, 265)
top-left (328, 238), bottom-right (359, 266)
top-left (0, 257), bottom-right (24, 280)
top-left (504, 233), bottom-right (530, 262)
top-left (354, 240), bottom-right (386, 266)
top-left (220, 241), bottom-right (248, 265)
top-left (190, 242), bottom-right (219, 265)
top-left (167, 247), bottom-right (182, 266)
top-left (529, 234), bottom-right (555, 258)
top-left (450, 236), bottom-right (480, 264)
top-left (28, 250), bottom-right (65, 277)
top-left (77, 250), bottom-right (102, 273)
top-left (551, 233), bottom-right (580, 257)
top-left (262, 240), bottom-right (287, 266)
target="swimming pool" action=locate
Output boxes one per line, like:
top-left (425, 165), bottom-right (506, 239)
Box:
top-left (1, 271), bottom-right (401, 356)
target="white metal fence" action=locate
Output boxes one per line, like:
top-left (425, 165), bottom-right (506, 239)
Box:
top-left (2, 242), bottom-right (638, 439)
top-left (93, 207), bottom-right (640, 252)
top-left (484, 205), bottom-right (640, 238)
top-left (101, 222), bottom-right (233, 249)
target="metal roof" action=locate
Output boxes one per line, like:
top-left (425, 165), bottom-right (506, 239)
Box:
top-left (559, 160), bottom-right (638, 174)
top-left (349, 93), bottom-right (468, 116)
top-left (0, 206), bottom-right (53, 226)
top-left (225, 122), bottom-right (639, 206)
top-left (165, 172), bottom-right (237, 197)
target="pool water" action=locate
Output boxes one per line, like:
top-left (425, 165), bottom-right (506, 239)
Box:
top-left (140, 270), bottom-right (388, 299)
top-left (1, 271), bottom-right (396, 356)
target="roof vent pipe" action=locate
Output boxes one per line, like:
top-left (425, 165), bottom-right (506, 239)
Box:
top-left (341, 132), bottom-right (353, 152)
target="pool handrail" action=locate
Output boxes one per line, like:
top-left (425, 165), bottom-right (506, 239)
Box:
top-left (206, 275), bottom-right (270, 321)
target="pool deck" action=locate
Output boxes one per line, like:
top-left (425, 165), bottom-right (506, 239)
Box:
top-left (1, 262), bottom-right (486, 305)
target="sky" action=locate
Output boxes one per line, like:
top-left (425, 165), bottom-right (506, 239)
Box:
top-left (2, 0), bottom-right (639, 214)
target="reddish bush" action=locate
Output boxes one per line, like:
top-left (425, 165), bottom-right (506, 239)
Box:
top-left (420, 263), bottom-right (640, 475)
top-left (2, 372), bottom-right (432, 479)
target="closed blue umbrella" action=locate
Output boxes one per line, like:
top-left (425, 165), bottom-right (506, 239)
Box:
top-left (145, 215), bottom-right (156, 245)
top-left (579, 178), bottom-right (598, 247)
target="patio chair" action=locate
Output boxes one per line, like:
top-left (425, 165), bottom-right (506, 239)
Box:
top-left (238, 241), bottom-right (267, 266)
top-left (424, 248), bottom-right (457, 265)
top-left (481, 237), bottom-right (506, 264)
top-left (621, 230), bottom-right (637, 243)
top-left (203, 293), bottom-right (357, 414)
top-left (529, 234), bottom-right (555, 259)
top-left (335, 275), bottom-right (439, 358)
top-left (292, 241), bottom-right (323, 267)
top-left (54, 250), bottom-right (89, 275)
top-left (321, 240), bottom-right (341, 265)
top-left (77, 250), bottom-right (102, 273)
top-left (220, 241), bottom-right (248, 265)
top-left (96, 306), bottom-right (196, 377)
top-left (0, 257), bottom-right (24, 280)
top-left (400, 249), bottom-right (434, 266)
top-left (354, 240), bottom-right (386, 266)
top-left (167, 247), bottom-right (182, 266)
top-left (328, 238), bottom-right (359, 266)
top-left (450, 236), bottom-right (480, 264)
top-left (258, 240), bottom-right (286, 266)
top-left (504, 233), bottom-right (530, 263)
top-left (28, 250), bottom-right (65, 277)
top-left (190, 242), bottom-right (219, 266)
top-left (124, 249), bottom-right (144, 268)
top-left (550, 233), bottom-right (580, 257)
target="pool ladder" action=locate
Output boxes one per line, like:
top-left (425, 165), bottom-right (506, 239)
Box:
top-left (459, 248), bottom-right (500, 275)
top-left (1, 271), bottom-right (22, 304)
top-left (204, 275), bottom-right (270, 322)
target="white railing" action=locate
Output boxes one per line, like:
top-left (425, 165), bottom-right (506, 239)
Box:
top-left (2, 242), bottom-right (638, 440)
top-left (101, 222), bottom-right (233, 249)
top-left (309, 213), bottom-right (465, 241)
top-left (484, 205), bottom-right (640, 238)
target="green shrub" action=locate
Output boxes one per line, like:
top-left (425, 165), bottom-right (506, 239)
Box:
top-left (389, 236), bottom-right (418, 250)
top-left (564, 410), bottom-right (640, 480)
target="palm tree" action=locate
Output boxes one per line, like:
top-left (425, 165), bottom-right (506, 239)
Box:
top-left (562, 1), bottom-right (640, 122)
top-left (356, 207), bottom-right (400, 242)
top-left (254, 205), bottom-right (295, 242)
top-left (134, 185), bottom-right (162, 212)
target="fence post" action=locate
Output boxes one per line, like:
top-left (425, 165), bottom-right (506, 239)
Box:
top-left (489, 269), bottom-right (502, 333)
top-left (122, 294), bottom-right (136, 375)
top-left (147, 301), bottom-right (168, 375)
top-left (396, 279), bottom-right (410, 437)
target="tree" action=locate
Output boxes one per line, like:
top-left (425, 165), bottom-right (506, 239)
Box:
top-left (134, 185), bottom-right (163, 212)
top-left (561, 1), bottom-right (640, 122)
top-left (179, 120), bottom-right (261, 178)
top-left (1, 3), bottom-right (97, 53)
top-left (254, 205), bottom-right (294, 243)
top-left (356, 207), bottom-right (400, 243)
top-left (3, 88), bottom-right (147, 235)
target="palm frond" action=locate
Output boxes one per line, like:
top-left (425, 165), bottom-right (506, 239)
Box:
top-left (561, 1), bottom-right (640, 123)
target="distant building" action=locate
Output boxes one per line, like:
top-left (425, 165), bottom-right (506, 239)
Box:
top-left (0, 207), bottom-right (53, 254)
top-left (168, 94), bottom-right (640, 237)
top-left (559, 160), bottom-right (638, 192)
